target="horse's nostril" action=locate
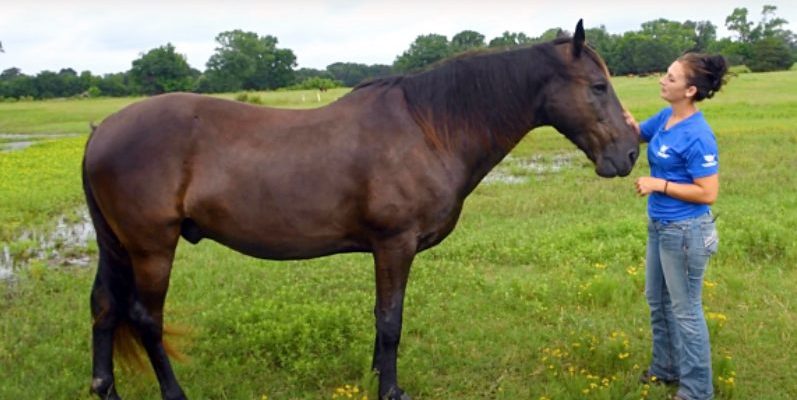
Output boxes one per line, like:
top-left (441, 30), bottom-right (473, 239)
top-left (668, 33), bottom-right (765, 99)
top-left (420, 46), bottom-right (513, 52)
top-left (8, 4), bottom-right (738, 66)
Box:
top-left (628, 149), bottom-right (638, 164)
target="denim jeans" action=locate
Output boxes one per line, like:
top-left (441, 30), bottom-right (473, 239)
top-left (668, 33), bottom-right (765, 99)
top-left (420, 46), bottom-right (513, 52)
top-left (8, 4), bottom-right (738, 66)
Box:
top-left (645, 213), bottom-right (718, 400)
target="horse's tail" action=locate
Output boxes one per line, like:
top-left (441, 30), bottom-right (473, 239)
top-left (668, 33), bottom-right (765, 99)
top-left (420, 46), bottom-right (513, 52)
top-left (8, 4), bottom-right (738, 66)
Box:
top-left (82, 130), bottom-right (183, 371)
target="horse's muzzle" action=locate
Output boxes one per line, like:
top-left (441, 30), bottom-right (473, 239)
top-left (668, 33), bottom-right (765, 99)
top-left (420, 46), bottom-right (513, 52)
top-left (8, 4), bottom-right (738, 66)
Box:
top-left (596, 144), bottom-right (639, 178)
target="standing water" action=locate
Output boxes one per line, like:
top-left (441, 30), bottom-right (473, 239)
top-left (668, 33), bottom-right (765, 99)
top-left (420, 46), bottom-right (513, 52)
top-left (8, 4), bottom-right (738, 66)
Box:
top-left (0, 208), bottom-right (95, 281)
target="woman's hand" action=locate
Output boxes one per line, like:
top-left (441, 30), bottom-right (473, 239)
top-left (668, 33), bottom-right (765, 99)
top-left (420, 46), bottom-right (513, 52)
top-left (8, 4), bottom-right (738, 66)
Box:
top-left (624, 109), bottom-right (640, 136)
top-left (635, 176), bottom-right (666, 197)
top-left (635, 175), bottom-right (718, 204)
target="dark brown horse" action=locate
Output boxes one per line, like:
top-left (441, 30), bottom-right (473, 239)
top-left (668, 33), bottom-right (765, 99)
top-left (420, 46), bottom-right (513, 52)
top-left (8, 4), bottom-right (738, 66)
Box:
top-left (83, 20), bottom-right (638, 400)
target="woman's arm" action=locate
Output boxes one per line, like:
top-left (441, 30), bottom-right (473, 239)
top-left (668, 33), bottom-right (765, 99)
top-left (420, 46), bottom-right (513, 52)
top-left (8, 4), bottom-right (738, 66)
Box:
top-left (635, 174), bottom-right (719, 205)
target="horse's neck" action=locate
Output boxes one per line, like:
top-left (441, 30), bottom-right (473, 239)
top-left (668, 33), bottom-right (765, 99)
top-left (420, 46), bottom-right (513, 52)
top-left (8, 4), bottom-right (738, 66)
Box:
top-left (452, 80), bottom-right (549, 194)
top-left (402, 47), bottom-right (556, 194)
top-left (456, 120), bottom-right (543, 195)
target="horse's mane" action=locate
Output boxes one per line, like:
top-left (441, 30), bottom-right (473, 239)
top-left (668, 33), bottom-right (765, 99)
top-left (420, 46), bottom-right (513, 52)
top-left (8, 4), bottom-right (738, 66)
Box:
top-left (353, 37), bottom-right (607, 152)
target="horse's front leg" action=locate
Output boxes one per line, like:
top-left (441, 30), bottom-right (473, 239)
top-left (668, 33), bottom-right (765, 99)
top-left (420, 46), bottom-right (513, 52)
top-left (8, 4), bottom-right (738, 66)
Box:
top-left (371, 233), bottom-right (416, 400)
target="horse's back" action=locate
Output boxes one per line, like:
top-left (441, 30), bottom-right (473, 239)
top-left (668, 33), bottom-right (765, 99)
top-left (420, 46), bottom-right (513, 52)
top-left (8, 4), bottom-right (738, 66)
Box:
top-left (83, 89), bottom-right (461, 259)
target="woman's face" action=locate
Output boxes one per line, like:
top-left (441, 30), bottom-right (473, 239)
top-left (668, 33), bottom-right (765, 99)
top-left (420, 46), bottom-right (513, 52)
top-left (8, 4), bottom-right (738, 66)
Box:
top-left (659, 61), bottom-right (695, 104)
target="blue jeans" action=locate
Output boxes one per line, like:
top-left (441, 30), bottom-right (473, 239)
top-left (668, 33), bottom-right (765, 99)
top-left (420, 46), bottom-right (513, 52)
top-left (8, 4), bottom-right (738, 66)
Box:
top-left (645, 213), bottom-right (718, 400)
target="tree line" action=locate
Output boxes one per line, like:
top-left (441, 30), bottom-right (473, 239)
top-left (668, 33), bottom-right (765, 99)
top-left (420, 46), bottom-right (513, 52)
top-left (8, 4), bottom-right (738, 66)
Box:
top-left (0, 5), bottom-right (793, 100)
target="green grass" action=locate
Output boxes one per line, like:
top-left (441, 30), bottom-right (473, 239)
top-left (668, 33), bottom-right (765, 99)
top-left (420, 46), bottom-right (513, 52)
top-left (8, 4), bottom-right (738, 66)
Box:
top-left (1, 71), bottom-right (796, 399)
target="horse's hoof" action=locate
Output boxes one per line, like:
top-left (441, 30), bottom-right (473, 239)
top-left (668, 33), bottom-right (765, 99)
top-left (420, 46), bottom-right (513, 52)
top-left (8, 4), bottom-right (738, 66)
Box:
top-left (90, 377), bottom-right (121, 400)
top-left (381, 386), bottom-right (411, 400)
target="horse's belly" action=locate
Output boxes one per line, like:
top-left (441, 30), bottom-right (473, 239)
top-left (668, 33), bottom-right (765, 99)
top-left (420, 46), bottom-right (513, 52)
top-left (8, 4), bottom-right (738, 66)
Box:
top-left (196, 227), bottom-right (369, 261)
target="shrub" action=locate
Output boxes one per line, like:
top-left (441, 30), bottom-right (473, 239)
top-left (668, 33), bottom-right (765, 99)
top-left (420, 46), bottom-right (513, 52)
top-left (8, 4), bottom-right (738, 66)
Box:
top-left (728, 65), bottom-right (751, 74)
top-left (234, 92), bottom-right (263, 105)
top-left (747, 37), bottom-right (794, 72)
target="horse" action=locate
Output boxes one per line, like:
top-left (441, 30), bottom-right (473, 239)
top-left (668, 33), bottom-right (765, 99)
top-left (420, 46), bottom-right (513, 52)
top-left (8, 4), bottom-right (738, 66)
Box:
top-left (83, 20), bottom-right (638, 400)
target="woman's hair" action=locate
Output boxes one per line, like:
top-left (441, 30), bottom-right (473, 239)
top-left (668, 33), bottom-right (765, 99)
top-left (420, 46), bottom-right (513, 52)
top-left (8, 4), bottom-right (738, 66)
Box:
top-left (677, 53), bottom-right (729, 102)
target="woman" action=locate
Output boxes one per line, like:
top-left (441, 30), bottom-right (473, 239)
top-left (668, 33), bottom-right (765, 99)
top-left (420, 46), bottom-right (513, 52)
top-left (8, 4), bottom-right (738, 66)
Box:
top-left (625, 53), bottom-right (728, 400)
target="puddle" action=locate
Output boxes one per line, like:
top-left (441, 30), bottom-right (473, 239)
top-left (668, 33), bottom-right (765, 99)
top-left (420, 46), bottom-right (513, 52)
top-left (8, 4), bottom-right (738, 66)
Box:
top-left (1, 207), bottom-right (95, 281)
top-left (0, 246), bottom-right (12, 280)
top-left (0, 133), bottom-right (82, 152)
top-left (483, 153), bottom-right (576, 184)
top-left (1, 141), bottom-right (36, 151)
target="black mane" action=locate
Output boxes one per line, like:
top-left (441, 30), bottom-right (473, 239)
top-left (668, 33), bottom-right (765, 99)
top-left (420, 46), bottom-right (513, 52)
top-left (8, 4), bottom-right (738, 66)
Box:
top-left (354, 39), bottom-right (577, 151)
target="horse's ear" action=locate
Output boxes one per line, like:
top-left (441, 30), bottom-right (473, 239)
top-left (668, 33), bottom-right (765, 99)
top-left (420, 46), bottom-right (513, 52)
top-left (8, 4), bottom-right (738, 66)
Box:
top-left (573, 19), bottom-right (585, 57)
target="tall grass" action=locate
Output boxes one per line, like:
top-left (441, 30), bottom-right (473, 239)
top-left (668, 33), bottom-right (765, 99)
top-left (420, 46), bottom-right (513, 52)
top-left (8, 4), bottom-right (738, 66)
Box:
top-left (1, 71), bottom-right (796, 399)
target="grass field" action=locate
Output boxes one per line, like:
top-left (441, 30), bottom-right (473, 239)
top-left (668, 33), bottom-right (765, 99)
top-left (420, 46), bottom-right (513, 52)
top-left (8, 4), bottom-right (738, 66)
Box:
top-left (1, 72), bottom-right (796, 399)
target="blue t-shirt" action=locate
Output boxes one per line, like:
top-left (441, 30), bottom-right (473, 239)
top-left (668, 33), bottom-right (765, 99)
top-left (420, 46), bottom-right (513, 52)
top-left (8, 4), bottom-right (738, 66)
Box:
top-left (640, 107), bottom-right (719, 222)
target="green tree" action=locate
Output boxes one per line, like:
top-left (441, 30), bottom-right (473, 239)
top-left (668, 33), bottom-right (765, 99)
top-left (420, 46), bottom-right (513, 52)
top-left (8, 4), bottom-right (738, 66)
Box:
top-left (488, 31), bottom-right (534, 49)
top-left (709, 37), bottom-right (750, 66)
top-left (584, 26), bottom-right (621, 74)
top-left (326, 62), bottom-right (370, 86)
top-left (726, 7), bottom-right (755, 43)
top-left (722, 5), bottom-right (795, 69)
top-left (295, 67), bottom-right (334, 83)
top-left (79, 70), bottom-right (101, 94)
top-left (1, 67), bottom-right (22, 81)
top-left (640, 19), bottom-right (696, 51)
top-left (537, 28), bottom-right (566, 42)
top-left (748, 37), bottom-right (794, 71)
top-left (204, 30), bottom-right (297, 92)
top-left (609, 20), bottom-right (698, 75)
top-left (393, 34), bottom-right (451, 73)
top-left (34, 71), bottom-right (63, 99)
top-left (325, 62), bottom-right (392, 87)
top-left (754, 5), bottom-right (790, 41)
top-left (98, 72), bottom-right (133, 97)
top-left (3, 75), bottom-right (36, 98)
top-left (688, 20), bottom-right (717, 52)
top-left (612, 31), bottom-right (684, 75)
top-left (450, 30), bottom-right (485, 53)
top-left (58, 68), bottom-right (83, 97)
top-left (130, 43), bottom-right (194, 95)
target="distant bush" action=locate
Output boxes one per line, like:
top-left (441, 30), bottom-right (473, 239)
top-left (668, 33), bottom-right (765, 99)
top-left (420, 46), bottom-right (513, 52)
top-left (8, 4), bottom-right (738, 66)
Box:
top-left (86, 86), bottom-right (102, 98)
top-left (729, 65), bottom-right (752, 74)
top-left (288, 77), bottom-right (343, 91)
top-left (234, 92), bottom-right (263, 105)
top-left (747, 37), bottom-right (794, 72)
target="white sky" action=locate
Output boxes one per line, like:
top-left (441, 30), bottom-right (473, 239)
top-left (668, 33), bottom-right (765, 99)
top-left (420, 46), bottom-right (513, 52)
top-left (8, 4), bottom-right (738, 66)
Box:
top-left (1, 0), bottom-right (794, 75)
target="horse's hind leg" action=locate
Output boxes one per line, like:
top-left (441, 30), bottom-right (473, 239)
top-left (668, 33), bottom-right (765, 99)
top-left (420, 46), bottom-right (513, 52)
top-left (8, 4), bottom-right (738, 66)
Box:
top-left (90, 248), bottom-right (131, 400)
top-left (128, 248), bottom-right (186, 400)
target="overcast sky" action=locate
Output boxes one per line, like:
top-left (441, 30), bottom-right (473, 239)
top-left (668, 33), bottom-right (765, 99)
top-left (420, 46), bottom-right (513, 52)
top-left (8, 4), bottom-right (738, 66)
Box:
top-left (1, 0), bottom-right (794, 75)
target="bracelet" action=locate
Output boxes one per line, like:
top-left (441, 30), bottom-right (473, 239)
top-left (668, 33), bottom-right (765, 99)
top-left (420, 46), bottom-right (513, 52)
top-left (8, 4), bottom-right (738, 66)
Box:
top-left (663, 181), bottom-right (669, 195)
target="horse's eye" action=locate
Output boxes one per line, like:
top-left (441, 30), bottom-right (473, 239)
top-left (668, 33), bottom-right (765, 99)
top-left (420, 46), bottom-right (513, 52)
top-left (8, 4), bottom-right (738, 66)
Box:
top-left (592, 83), bottom-right (608, 94)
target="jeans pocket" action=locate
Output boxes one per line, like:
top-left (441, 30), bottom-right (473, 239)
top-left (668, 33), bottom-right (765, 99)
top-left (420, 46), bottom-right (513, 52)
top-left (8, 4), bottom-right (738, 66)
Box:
top-left (700, 222), bottom-right (719, 255)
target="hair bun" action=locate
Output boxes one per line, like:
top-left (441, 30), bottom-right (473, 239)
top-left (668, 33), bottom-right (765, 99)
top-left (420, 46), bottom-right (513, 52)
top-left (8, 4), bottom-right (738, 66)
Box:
top-left (705, 55), bottom-right (728, 93)
top-left (678, 52), bottom-right (729, 101)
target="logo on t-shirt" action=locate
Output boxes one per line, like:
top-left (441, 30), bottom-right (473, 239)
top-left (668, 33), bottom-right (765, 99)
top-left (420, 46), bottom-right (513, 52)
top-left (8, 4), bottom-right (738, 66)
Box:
top-left (702, 154), bottom-right (717, 167)
top-left (656, 145), bottom-right (670, 159)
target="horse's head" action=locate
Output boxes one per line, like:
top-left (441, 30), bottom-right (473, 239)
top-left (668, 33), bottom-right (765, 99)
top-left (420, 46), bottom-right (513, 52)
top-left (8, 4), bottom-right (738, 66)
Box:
top-left (541, 20), bottom-right (639, 177)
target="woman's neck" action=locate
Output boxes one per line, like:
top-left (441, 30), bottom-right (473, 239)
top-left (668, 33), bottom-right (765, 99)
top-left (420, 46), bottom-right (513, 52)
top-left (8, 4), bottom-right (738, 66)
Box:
top-left (670, 100), bottom-right (698, 120)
